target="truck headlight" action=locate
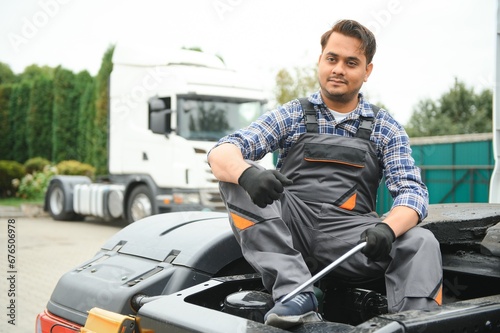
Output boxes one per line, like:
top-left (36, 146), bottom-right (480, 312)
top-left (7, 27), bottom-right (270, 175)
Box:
top-left (172, 192), bottom-right (201, 205)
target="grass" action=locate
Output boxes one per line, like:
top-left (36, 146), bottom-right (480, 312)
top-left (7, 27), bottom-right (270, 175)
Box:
top-left (0, 197), bottom-right (44, 207)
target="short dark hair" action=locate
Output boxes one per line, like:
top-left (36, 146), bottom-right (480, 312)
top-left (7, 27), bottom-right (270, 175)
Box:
top-left (320, 19), bottom-right (377, 64)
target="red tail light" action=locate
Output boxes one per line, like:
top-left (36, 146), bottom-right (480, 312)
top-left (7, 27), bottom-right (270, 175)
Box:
top-left (35, 310), bottom-right (82, 333)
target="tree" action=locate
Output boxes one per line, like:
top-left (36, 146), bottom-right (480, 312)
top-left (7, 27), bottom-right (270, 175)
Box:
top-left (406, 79), bottom-right (493, 137)
top-left (0, 85), bottom-right (13, 160)
top-left (74, 70), bottom-right (94, 161)
top-left (27, 77), bottom-right (54, 160)
top-left (0, 62), bottom-right (16, 85)
top-left (77, 80), bottom-right (96, 164)
top-left (274, 66), bottom-right (318, 105)
top-left (50, 68), bottom-right (93, 163)
top-left (52, 67), bottom-right (80, 162)
top-left (9, 82), bottom-right (32, 163)
top-left (18, 64), bottom-right (54, 82)
top-left (92, 45), bottom-right (114, 175)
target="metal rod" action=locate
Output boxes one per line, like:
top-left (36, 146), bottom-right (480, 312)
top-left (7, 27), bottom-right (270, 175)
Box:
top-left (279, 242), bottom-right (367, 304)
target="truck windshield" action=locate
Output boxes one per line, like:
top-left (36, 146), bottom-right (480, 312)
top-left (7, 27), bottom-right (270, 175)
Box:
top-left (176, 96), bottom-right (265, 141)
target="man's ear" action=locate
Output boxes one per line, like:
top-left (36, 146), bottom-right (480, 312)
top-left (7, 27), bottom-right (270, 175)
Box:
top-left (364, 63), bottom-right (373, 82)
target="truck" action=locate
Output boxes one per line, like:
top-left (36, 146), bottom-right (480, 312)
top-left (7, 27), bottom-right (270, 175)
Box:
top-left (36, 3), bottom-right (500, 332)
top-left (44, 44), bottom-right (273, 224)
top-left (35, 204), bottom-right (500, 333)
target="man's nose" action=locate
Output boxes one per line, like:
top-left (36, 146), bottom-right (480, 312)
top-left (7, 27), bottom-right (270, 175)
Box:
top-left (332, 62), bottom-right (346, 75)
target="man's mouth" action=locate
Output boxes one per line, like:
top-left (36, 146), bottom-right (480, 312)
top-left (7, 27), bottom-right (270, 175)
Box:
top-left (328, 77), bottom-right (347, 85)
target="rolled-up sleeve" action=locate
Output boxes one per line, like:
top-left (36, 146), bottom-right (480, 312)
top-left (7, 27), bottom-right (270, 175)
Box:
top-left (210, 107), bottom-right (289, 161)
top-left (379, 120), bottom-right (429, 221)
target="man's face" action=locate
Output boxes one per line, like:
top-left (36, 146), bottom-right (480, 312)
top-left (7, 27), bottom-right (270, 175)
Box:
top-left (318, 32), bottom-right (373, 110)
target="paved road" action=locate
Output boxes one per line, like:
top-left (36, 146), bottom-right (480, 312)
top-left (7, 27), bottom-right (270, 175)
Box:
top-left (0, 215), bottom-right (124, 333)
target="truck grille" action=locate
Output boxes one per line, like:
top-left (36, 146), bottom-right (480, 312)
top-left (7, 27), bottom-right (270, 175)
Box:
top-left (200, 188), bottom-right (225, 211)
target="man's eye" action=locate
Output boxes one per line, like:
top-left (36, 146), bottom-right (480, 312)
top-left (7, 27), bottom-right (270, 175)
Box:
top-left (327, 57), bottom-right (335, 62)
top-left (348, 61), bottom-right (357, 67)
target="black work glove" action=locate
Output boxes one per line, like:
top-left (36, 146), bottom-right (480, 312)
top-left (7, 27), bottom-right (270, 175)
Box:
top-left (238, 167), bottom-right (292, 208)
top-left (360, 223), bottom-right (396, 260)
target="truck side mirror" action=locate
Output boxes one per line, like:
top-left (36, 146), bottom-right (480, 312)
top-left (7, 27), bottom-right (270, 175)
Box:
top-left (149, 97), bottom-right (172, 135)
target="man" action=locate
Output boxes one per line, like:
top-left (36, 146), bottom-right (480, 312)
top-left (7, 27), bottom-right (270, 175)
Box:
top-left (208, 19), bottom-right (442, 329)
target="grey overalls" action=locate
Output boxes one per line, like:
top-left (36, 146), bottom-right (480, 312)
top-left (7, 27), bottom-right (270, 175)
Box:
top-left (219, 99), bottom-right (443, 313)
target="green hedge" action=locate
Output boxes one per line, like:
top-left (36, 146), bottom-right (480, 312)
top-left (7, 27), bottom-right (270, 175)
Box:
top-left (56, 160), bottom-right (95, 179)
top-left (27, 77), bottom-right (53, 160)
top-left (0, 49), bottom-right (114, 176)
top-left (0, 160), bottom-right (26, 197)
top-left (24, 157), bottom-right (51, 174)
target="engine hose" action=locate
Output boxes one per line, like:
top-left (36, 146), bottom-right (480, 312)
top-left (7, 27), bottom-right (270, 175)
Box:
top-left (131, 294), bottom-right (165, 312)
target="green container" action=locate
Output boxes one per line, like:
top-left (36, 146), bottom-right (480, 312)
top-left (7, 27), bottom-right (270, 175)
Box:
top-left (376, 133), bottom-right (494, 216)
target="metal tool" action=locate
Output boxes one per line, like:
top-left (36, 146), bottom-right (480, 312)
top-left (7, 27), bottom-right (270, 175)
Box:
top-left (280, 241), bottom-right (367, 304)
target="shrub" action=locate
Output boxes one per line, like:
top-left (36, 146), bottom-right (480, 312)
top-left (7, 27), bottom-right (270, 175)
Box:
top-left (24, 157), bottom-right (51, 174)
top-left (0, 160), bottom-right (26, 197)
top-left (56, 160), bottom-right (95, 178)
top-left (15, 165), bottom-right (56, 200)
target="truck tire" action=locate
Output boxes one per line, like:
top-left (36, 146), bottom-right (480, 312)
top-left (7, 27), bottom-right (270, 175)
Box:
top-left (127, 185), bottom-right (154, 223)
top-left (47, 182), bottom-right (83, 221)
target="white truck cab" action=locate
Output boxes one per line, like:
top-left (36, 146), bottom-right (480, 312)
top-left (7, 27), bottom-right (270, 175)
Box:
top-left (45, 45), bottom-right (273, 223)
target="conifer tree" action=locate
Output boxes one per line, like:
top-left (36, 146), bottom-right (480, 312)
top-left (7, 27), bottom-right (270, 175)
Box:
top-left (93, 45), bottom-right (115, 175)
top-left (0, 85), bottom-right (13, 160)
top-left (9, 82), bottom-right (31, 162)
top-left (27, 77), bottom-right (54, 160)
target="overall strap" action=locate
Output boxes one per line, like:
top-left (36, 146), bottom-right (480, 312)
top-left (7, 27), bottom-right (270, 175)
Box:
top-left (298, 98), bottom-right (318, 133)
top-left (299, 98), bottom-right (380, 138)
top-left (356, 104), bottom-right (379, 140)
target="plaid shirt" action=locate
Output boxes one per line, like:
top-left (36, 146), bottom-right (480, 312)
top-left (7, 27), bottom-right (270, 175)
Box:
top-left (213, 91), bottom-right (429, 219)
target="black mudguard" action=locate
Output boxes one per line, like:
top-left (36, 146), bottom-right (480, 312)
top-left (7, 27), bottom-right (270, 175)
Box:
top-left (46, 211), bottom-right (244, 325)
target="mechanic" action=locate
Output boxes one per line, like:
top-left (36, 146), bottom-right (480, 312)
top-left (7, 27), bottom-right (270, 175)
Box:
top-left (208, 19), bottom-right (443, 329)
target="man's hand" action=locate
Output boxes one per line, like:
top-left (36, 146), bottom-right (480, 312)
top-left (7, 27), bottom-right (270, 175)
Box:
top-left (238, 167), bottom-right (293, 208)
top-left (360, 223), bottom-right (396, 260)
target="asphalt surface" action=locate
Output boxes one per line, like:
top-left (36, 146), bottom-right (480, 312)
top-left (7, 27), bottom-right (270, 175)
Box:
top-left (0, 211), bottom-right (124, 333)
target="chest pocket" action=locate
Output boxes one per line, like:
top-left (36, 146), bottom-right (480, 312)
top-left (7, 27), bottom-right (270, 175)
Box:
top-left (304, 142), bottom-right (366, 168)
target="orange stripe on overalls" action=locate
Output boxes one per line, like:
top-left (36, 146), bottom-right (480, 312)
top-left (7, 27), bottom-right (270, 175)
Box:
top-left (339, 193), bottom-right (357, 210)
top-left (434, 285), bottom-right (443, 306)
top-left (230, 212), bottom-right (255, 230)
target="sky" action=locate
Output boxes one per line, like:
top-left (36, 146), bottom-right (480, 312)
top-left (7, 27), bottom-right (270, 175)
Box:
top-left (0, 0), bottom-right (497, 125)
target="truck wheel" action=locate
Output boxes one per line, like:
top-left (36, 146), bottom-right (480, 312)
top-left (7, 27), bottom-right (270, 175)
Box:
top-left (47, 182), bottom-right (82, 221)
top-left (127, 185), bottom-right (154, 223)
